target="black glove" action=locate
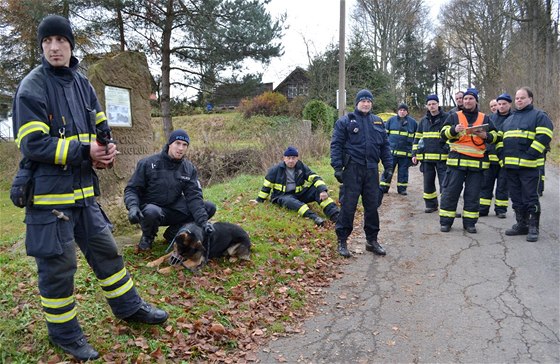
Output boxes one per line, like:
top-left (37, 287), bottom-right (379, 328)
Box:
top-left (203, 221), bottom-right (215, 234)
top-left (128, 206), bottom-right (144, 224)
top-left (334, 170), bottom-right (344, 184)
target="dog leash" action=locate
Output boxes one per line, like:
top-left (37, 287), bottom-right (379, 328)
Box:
top-left (165, 227), bottom-right (192, 253)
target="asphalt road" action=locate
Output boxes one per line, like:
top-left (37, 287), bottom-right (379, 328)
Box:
top-left (258, 164), bottom-right (560, 363)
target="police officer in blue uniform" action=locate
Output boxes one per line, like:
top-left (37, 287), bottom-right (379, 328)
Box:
top-left (331, 89), bottom-right (393, 257)
top-left (124, 129), bottom-right (216, 251)
top-left (12, 15), bottom-right (168, 361)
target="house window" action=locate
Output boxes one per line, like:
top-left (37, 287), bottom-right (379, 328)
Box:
top-left (287, 85), bottom-right (297, 99)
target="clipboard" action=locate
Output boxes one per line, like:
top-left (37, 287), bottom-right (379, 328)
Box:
top-left (465, 123), bottom-right (489, 133)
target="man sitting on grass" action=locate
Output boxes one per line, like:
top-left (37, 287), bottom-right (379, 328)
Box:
top-left (253, 146), bottom-right (339, 226)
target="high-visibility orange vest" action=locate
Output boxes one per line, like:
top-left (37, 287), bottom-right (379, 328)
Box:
top-left (450, 111), bottom-right (487, 158)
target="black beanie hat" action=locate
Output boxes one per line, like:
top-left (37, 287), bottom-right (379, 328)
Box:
top-left (496, 93), bottom-right (512, 103)
top-left (37, 15), bottom-right (75, 51)
top-left (168, 129), bottom-right (190, 145)
top-left (464, 88), bottom-right (479, 102)
top-left (426, 94), bottom-right (439, 103)
top-left (355, 89), bottom-right (374, 106)
top-left (283, 146), bottom-right (299, 157)
top-left (398, 103), bottom-right (409, 112)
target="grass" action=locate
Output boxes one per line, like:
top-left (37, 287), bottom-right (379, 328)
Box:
top-left (0, 135), bottom-right (344, 362)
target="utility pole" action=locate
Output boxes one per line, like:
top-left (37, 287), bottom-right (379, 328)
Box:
top-left (338, 0), bottom-right (346, 118)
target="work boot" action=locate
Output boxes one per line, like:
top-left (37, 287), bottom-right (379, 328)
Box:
top-left (440, 225), bottom-right (451, 232)
top-left (424, 206), bottom-right (438, 213)
top-left (365, 240), bottom-right (386, 255)
top-left (526, 212), bottom-right (540, 242)
top-left (53, 337), bottom-right (99, 362)
top-left (505, 210), bottom-right (528, 236)
top-left (496, 212), bottom-right (507, 219)
top-left (124, 301), bottom-right (169, 325)
top-left (398, 190), bottom-right (407, 196)
top-left (464, 226), bottom-right (477, 234)
top-left (337, 240), bottom-right (351, 258)
top-left (304, 210), bottom-right (325, 226)
top-left (137, 235), bottom-right (154, 251)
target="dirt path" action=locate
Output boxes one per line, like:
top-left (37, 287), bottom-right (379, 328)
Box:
top-left (258, 165), bottom-right (560, 363)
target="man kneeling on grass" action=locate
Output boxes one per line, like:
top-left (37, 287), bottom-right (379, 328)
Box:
top-left (253, 146), bottom-right (339, 226)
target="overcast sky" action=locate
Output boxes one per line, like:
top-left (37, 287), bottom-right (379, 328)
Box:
top-left (261, 0), bottom-right (447, 87)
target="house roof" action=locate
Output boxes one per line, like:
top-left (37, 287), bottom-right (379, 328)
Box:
top-left (274, 67), bottom-right (309, 92)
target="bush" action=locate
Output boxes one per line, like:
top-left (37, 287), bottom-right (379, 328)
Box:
top-left (238, 91), bottom-right (288, 118)
top-left (288, 95), bottom-right (308, 118)
top-left (302, 100), bottom-right (336, 133)
top-left (258, 121), bottom-right (331, 171)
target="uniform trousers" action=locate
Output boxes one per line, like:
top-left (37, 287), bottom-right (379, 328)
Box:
top-left (29, 203), bottom-right (142, 345)
top-left (273, 185), bottom-right (338, 218)
top-left (439, 167), bottom-right (484, 228)
top-left (335, 161), bottom-right (381, 242)
top-left (479, 163), bottom-right (508, 215)
top-left (420, 161), bottom-right (447, 209)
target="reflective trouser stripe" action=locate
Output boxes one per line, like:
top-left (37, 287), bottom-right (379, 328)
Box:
top-left (480, 198), bottom-right (492, 207)
top-left (463, 210), bottom-right (479, 219)
top-left (439, 209), bottom-right (456, 218)
top-left (98, 267), bottom-right (127, 287)
top-left (320, 198), bottom-right (335, 209)
top-left (103, 277), bottom-right (134, 299)
top-left (44, 307), bottom-right (77, 323)
top-left (298, 204), bottom-right (309, 216)
top-left (424, 191), bottom-right (438, 200)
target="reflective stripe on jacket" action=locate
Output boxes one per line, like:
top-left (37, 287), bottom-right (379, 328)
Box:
top-left (12, 56), bottom-right (108, 209)
top-left (257, 160), bottom-right (327, 202)
top-left (385, 115), bottom-right (417, 157)
top-left (412, 108), bottom-right (449, 162)
top-left (500, 105), bottom-right (554, 169)
top-left (441, 110), bottom-right (498, 170)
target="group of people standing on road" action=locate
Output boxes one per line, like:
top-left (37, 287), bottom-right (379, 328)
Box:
top-left (10, 13), bottom-right (555, 362)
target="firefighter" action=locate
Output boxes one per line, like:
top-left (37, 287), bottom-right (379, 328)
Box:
top-left (330, 89), bottom-right (393, 257)
top-left (479, 93), bottom-right (512, 218)
top-left (439, 88), bottom-right (499, 233)
top-left (11, 15), bottom-right (168, 361)
top-left (501, 87), bottom-right (554, 242)
top-left (255, 146), bottom-right (339, 226)
top-left (380, 103), bottom-right (418, 195)
top-left (412, 95), bottom-right (449, 213)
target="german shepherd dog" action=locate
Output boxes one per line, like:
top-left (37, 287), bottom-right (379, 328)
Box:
top-left (147, 222), bottom-right (251, 274)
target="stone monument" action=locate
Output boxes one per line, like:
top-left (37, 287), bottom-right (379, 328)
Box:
top-left (86, 51), bottom-right (157, 225)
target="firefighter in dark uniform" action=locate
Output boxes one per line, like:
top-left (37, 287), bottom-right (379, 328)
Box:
top-left (380, 103), bottom-right (417, 195)
top-left (331, 89), bottom-right (393, 257)
top-left (439, 88), bottom-right (499, 233)
top-left (11, 15), bottom-right (168, 361)
top-left (501, 87), bottom-right (553, 242)
top-left (412, 94), bottom-right (449, 213)
top-left (124, 129), bottom-right (216, 251)
top-left (479, 93), bottom-right (512, 218)
top-left (255, 146), bottom-right (339, 226)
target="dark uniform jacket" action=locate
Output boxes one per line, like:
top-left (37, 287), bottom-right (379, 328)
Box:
top-left (385, 115), bottom-right (417, 157)
top-left (256, 160), bottom-right (327, 202)
top-left (124, 145), bottom-right (208, 226)
top-left (331, 110), bottom-right (393, 171)
top-left (412, 108), bottom-right (449, 162)
top-left (501, 105), bottom-right (553, 169)
top-left (13, 56), bottom-right (108, 209)
top-left (441, 109), bottom-right (499, 171)
top-left (488, 111), bottom-right (511, 164)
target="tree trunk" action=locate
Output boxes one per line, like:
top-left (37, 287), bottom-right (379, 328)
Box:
top-left (160, 0), bottom-right (174, 138)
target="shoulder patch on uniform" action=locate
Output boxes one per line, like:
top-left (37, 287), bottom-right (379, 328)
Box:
top-left (374, 121), bottom-right (383, 125)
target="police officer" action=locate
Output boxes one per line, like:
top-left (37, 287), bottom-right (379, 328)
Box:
top-left (380, 103), bottom-right (417, 195)
top-left (331, 89), bottom-right (393, 257)
top-left (254, 146), bottom-right (339, 225)
top-left (124, 129), bottom-right (216, 251)
top-left (412, 95), bottom-right (449, 213)
top-left (479, 93), bottom-right (512, 218)
top-left (501, 87), bottom-right (554, 242)
top-left (12, 15), bottom-right (168, 361)
top-left (439, 88), bottom-right (499, 233)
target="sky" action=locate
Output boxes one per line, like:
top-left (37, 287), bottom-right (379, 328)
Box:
top-left (260, 0), bottom-right (447, 88)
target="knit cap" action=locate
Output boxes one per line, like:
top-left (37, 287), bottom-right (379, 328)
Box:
top-left (168, 129), bottom-right (190, 145)
top-left (37, 15), bottom-right (75, 50)
top-left (398, 103), bottom-right (409, 112)
top-left (496, 93), bottom-right (512, 103)
top-left (426, 94), bottom-right (439, 103)
top-left (283, 146), bottom-right (299, 157)
top-left (355, 89), bottom-right (374, 106)
top-left (464, 88), bottom-right (479, 102)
